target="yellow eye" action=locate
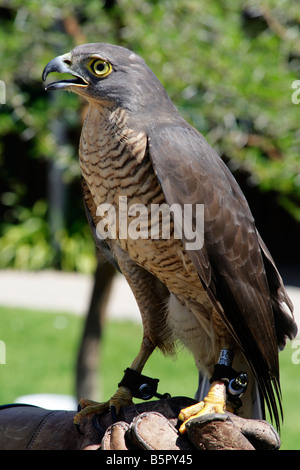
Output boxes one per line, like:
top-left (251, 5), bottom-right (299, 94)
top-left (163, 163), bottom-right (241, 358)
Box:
top-left (88, 59), bottom-right (112, 77)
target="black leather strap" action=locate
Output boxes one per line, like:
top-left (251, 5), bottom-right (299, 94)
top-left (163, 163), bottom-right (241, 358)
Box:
top-left (210, 364), bottom-right (237, 384)
top-left (118, 368), bottom-right (170, 400)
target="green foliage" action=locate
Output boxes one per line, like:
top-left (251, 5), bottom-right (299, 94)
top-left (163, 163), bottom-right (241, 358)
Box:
top-left (0, 200), bottom-right (53, 270)
top-left (0, 0), bottom-right (299, 271)
top-left (0, 197), bottom-right (96, 273)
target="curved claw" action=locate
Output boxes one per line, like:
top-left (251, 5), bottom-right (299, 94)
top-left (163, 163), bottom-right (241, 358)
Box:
top-left (110, 404), bottom-right (118, 423)
top-left (74, 386), bottom-right (133, 425)
top-left (74, 400), bottom-right (110, 425)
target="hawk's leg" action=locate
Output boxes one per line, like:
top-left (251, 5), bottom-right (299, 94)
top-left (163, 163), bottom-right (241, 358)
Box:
top-left (74, 244), bottom-right (172, 425)
top-left (74, 336), bottom-right (155, 424)
top-left (179, 348), bottom-right (239, 433)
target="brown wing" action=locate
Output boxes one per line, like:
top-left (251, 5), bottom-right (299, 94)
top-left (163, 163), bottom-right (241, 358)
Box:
top-left (148, 123), bottom-right (297, 429)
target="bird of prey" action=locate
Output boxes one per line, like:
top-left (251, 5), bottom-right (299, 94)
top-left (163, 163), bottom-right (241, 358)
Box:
top-left (43, 43), bottom-right (297, 433)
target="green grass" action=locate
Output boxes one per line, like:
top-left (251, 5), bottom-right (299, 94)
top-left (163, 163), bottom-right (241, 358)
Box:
top-left (0, 305), bottom-right (299, 449)
top-left (0, 306), bottom-right (83, 401)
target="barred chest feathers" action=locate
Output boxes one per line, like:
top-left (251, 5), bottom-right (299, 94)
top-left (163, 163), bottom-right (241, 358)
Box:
top-left (79, 104), bottom-right (159, 209)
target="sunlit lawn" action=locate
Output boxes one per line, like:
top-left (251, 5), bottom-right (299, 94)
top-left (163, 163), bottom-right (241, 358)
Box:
top-left (0, 305), bottom-right (299, 449)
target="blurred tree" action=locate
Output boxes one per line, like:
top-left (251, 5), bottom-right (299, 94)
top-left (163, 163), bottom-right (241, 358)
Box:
top-left (0, 0), bottom-right (299, 272)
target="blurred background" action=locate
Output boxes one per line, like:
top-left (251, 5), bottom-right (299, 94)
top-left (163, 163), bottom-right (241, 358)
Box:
top-left (0, 0), bottom-right (299, 449)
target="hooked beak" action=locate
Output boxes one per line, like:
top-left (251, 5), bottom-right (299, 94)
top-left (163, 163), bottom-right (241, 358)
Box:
top-left (42, 54), bottom-right (88, 90)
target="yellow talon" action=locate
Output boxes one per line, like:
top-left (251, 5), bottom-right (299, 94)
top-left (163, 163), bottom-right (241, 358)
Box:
top-left (179, 381), bottom-right (226, 434)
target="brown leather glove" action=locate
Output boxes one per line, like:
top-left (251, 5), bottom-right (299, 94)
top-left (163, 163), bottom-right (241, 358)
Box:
top-left (0, 398), bottom-right (280, 450)
top-left (100, 409), bottom-right (281, 451)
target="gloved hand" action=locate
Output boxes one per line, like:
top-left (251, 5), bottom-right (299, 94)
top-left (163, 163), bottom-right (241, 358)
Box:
top-left (184, 412), bottom-right (281, 450)
top-left (98, 401), bottom-right (280, 451)
top-left (0, 397), bottom-right (280, 450)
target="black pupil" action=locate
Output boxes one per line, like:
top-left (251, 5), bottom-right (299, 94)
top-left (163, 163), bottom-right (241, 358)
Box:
top-left (95, 61), bottom-right (106, 73)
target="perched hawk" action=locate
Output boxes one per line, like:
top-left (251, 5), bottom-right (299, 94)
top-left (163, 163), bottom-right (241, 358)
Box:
top-left (43, 44), bottom-right (297, 432)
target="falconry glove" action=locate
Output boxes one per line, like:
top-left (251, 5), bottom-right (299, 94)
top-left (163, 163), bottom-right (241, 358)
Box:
top-left (0, 398), bottom-right (280, 450)
top-left (100, 406), bottom-right (281, 451)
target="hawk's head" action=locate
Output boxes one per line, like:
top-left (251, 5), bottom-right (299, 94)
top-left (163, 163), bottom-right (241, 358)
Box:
top-left (42, 43), bottom-right (176, 118)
